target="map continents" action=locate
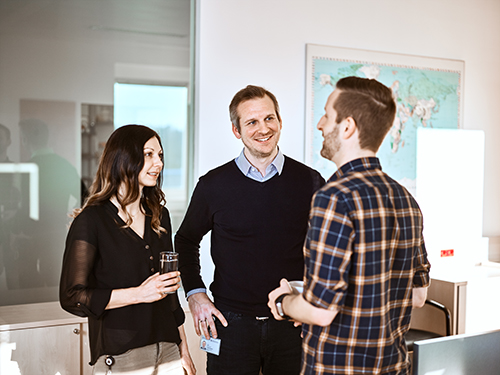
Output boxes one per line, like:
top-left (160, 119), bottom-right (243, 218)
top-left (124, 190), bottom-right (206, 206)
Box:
top-left (307, 51), bottom-right (463, 195)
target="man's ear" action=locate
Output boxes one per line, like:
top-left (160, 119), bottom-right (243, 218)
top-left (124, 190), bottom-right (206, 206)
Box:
top-left (232, 123), bottom-right (242, 139)
top-left (342, 117), bottom-right (357, 140)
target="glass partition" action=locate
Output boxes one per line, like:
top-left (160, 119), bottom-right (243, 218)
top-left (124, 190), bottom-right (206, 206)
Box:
top-left (0, 0), bottom-right (192, 306)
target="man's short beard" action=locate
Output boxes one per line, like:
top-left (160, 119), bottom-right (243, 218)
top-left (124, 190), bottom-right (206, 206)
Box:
top-left (320, 123), bottom-right (340, 161)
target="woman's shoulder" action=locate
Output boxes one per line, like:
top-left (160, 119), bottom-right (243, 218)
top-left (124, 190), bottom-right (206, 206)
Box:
top-left (80, 202), bottom-right (109, 216)
top-left (71, 202), bottom-right (111, 227)
top-left (68, 202), bottom-right (121, 241)
top-left (159, 205), bottom-right (171, 224)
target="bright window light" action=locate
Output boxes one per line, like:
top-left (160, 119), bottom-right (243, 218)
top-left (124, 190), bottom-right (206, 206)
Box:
top-left (114, 83), bottom-right (188, 202)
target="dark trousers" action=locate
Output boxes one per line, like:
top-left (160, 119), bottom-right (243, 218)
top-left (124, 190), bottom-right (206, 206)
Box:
top-left (207, 309), bottom-right (302, 375)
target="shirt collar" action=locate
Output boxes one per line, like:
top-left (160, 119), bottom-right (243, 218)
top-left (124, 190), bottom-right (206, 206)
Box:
top-left (235, 148), bottom-right (284, 176)
top-left (329, 157), bottom-right (382, 182)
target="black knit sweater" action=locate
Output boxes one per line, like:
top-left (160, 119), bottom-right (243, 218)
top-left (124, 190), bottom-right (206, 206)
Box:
top-left (176, 156), bottom-right (325, 316)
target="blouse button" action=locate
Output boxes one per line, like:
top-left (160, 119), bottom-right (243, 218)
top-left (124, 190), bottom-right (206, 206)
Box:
top-left (77, 303), bottom-right (81, 307)
top-left (149, 256), bottom-right (153, 261)
top-left (151, 268), bottom-right (154, 273)
top-left (145, 245), bottom-right (150, 250)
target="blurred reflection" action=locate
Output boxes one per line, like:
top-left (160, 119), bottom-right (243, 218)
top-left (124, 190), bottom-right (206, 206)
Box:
top-left (0, 123), bottom-right (21, 289)
top-left (7, 119), bottom-right (82, 291)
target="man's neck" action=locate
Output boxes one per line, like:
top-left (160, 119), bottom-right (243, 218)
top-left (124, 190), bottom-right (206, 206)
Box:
top-left (244, 147), bottom-right (278, 177)
top-left (334, 149), bottom-right (376, 169)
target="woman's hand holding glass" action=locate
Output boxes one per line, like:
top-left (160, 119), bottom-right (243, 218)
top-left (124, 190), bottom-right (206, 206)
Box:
top-left (138, 271), bottom-right (180, 303)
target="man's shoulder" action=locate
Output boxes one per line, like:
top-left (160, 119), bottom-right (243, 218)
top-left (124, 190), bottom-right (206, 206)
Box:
top-left (283, 155), bottom-right (314, 170)
top-left (318, 168), bottom-right (418, 206)
top-left (193, 160), bottom-right (242, 191)
top-left (283, 155), bottom-right (324, 178)
top-left (315, 169), bottom-right (372, 202)
top-left (199, 160), bottom-right (237, 179)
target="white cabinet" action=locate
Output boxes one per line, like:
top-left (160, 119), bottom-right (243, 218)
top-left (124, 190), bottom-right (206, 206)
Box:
top-left (0, 302), bottom-right (90, 375)
top-left (3, 324), bottom-right (82, 375)
top-left (0, 302), bottom-right (205, 375)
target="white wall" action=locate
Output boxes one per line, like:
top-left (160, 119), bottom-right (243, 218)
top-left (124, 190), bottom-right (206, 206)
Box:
top-left (195, 0), bottom-right (500, 237)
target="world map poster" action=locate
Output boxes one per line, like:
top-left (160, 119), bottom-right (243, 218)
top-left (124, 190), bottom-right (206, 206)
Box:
top-left (305, 44), bottom-right (465, 195)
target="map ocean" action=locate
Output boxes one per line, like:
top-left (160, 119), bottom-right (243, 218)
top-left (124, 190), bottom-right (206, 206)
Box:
top-left (311, 58), bottom-right (461, 194)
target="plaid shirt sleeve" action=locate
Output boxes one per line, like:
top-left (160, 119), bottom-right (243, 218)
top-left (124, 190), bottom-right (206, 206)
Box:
top-left (303, 188), bottom-right (354, 310)
top-left (412, 237), bottom-right (431, 288)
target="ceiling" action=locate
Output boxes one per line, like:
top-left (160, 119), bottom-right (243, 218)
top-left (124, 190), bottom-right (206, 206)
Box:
top-left (0, 0), bottom-right (191, 47)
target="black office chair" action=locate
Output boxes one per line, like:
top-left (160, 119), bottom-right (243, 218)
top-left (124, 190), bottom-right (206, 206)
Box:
top-left (406, 299), bottom-right (452, 352)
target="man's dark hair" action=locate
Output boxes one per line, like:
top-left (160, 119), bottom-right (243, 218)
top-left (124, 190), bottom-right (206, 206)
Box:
top-left (334, 77), bottom-right (396, 152)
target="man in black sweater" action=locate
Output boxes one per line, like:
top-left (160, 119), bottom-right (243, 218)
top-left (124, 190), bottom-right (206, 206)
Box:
top-left (176, 85), bottom-right (325, 375)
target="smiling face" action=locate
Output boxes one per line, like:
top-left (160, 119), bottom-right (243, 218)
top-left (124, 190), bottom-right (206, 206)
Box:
top-left (138, 136), bottom-right (163, 189)
top-left (232, 95), bottom-right (282, 160)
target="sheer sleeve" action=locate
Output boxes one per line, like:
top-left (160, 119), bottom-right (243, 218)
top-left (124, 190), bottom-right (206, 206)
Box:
top-left (59, 213), bottom-right (112, 318)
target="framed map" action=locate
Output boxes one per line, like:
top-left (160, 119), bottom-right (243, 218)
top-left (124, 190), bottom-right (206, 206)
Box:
top-left (305, 44), bottom-right (465, 195)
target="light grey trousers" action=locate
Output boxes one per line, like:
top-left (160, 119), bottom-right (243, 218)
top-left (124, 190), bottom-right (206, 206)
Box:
top-left (93, 341), bottom-right (184, 375)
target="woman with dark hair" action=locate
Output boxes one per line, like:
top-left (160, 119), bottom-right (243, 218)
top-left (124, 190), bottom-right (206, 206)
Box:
top-left (60, 125), bottom-right (196, 374)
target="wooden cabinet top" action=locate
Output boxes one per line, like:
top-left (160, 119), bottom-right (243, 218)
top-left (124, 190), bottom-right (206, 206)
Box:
top-left (0, 301), bottom-right (86, 331)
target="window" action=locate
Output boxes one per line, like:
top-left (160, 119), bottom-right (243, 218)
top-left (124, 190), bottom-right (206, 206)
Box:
top-left (114, 83), bottom-right (189, 229)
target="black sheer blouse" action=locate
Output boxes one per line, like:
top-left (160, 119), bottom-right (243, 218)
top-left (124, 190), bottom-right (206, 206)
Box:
top-left (59, 200), bottom-right (185, 365)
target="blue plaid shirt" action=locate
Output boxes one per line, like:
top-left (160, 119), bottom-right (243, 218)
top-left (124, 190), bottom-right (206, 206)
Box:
top-left (302, 157), bottom-right (430, 375)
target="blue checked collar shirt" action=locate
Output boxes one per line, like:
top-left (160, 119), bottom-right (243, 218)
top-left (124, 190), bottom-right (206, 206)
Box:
top-left (235, 148), bottom-right (284, 182)
top-left (302, 157), bottom-right (431, 375)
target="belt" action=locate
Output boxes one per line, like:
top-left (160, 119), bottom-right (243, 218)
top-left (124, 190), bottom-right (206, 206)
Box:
top-left (216, 307), bottom-right (270, 321)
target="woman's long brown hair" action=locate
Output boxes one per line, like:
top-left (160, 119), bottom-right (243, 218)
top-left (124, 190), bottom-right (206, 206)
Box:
top-left (74, 125), bottom-right (167, 235)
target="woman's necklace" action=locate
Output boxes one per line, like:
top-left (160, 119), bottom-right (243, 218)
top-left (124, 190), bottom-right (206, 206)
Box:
top-left (128, 208), bottom-right (141, 217)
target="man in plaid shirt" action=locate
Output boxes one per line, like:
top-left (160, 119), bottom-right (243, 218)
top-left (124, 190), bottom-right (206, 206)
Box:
top-left (268, 76), bottom-right (431, 374)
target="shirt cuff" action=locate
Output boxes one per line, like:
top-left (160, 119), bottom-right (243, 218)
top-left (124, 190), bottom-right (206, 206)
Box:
top-left (186, 288), bottom-right (207, 299)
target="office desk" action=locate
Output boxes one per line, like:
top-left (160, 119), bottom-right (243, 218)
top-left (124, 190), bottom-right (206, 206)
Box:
top-left (410, 262), bottom-right (500, 335)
